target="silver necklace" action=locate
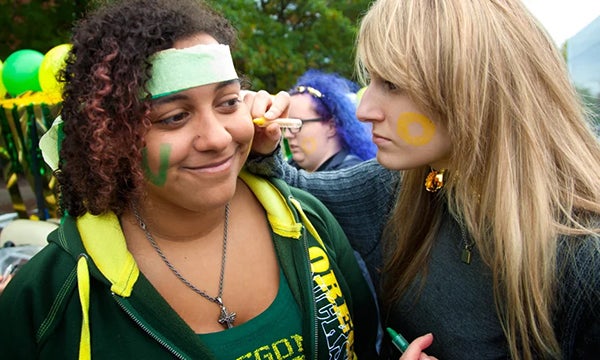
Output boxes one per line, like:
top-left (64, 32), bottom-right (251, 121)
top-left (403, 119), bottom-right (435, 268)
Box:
top-left (133, 203), bottom-right (236, 329)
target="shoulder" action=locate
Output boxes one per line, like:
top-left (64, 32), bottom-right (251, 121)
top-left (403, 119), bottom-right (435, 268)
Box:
top-left (555, 228), bottom-right (599, 295)
top-left (1, 218), bottom-right (83, 322)
top-left (555, 232), bottom-right (600, 321)
top-left (271, 177), bottom-right (348, 239)
top-left (314, 158), bottom-right (398, 189)
top-left (0, 242), bottom-right (78, 338)
top-left (1, 241), bottom-right (78, 301)
top-left (555, 231), bottom-right (600, 357)
top-left (319, 151), bottom-right (362, 171)
top-left (332, 155), bottom-right (362, 170)
top-left (557, 232), bottom-right (600, 283)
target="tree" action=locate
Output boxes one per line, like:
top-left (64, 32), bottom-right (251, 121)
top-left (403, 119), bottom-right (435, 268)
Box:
top-left (0, 0), bottom-right (370, 93)
top-left (209, 0), bottom-right (371, 92)
top-left (0, 0), bottom-right (88, 60)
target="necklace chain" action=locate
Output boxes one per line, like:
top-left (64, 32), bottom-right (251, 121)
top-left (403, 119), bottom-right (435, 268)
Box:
top-left (425, 168), bottom-right (475, 264)
top-left (133, 203), bottom-right (236, 329)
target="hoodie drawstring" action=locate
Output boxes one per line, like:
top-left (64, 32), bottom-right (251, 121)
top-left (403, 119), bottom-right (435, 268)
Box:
top-left (289, 198), bottom-right (326, 250)
top-left (76, 254), bottom-right (91, 360)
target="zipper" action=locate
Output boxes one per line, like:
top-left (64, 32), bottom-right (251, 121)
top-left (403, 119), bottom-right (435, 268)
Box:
top-left (303, 225), bottom-right (319, 359)
top-left (112, 293), bottom-right (187, 360)
top-left (295, 194), bottom-right (319, 360)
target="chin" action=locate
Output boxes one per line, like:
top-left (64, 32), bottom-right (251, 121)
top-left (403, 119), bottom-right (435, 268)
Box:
top-left (376, 152), bottom-right (413, 171)
top-left (193, 189), bottom-right (236, 210)
top-left (291, 156), bottom-right (304, 164)
top-left (375, 152), bottom-right (397, 170)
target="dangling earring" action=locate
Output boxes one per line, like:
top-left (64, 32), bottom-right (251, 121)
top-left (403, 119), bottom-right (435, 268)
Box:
top-left (424, 168), bottom-right (446, 192)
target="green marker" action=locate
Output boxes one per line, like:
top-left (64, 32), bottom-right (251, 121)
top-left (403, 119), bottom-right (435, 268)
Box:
top-left (386, 327), bottom-right (409, 353)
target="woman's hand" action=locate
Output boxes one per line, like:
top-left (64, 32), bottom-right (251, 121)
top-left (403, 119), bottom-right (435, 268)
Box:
top-left (399, 333), bottom-right (437, 360)
top-left (242, 90), bottom-right (289, 155)
top-left (0, 274), bottom-right (13, 294)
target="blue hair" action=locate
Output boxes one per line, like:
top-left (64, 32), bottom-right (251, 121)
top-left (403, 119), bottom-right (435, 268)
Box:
top-left (290, 69), bottom-right (376, 160)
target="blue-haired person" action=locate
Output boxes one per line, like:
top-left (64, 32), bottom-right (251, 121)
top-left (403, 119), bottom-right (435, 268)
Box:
top-left (284, 69), bottom-right (376, 172)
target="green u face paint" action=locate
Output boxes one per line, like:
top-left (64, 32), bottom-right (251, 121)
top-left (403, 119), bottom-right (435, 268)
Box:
top-left (142, 144), bottom-right (171, 186)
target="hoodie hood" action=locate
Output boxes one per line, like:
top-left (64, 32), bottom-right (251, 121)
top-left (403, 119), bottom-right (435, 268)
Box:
top-left (48, 170), bottom-right (325, 359)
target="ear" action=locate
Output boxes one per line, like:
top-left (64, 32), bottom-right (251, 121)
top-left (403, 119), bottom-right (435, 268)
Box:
top-left (325, 119), bottom-right (337, 138)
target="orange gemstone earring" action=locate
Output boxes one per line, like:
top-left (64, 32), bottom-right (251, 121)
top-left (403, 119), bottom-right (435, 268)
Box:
top-left (424, 168), bottom-right (446, 192)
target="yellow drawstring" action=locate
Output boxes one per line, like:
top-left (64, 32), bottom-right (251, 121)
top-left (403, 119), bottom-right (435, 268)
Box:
top-left (289, 198), bottom-right (326, 250)
top-left (77, 255), bottom-right (91, 360)
top-left (238, 170), bottom-right (303, 238)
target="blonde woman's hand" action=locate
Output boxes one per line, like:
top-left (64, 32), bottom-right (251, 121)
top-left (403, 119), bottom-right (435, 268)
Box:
top-left (0, 273), bottom-right (13, 294)
top-left (242, 90), bottom-right (289, 155)
top-left (399, 333), bottom-right (438, 360)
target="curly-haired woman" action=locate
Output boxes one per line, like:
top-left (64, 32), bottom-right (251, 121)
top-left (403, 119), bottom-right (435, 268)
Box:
top-left (248, 0), bottom-right (600, 359)
top-left (0, 0), bottom-right (379, 358)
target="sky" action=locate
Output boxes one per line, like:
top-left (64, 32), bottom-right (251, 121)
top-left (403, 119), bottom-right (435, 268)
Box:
top-left (521, 0), bottom-right (600, 45)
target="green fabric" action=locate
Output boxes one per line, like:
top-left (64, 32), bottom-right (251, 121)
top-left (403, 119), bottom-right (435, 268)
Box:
top-left (0, 172), bottom-right (379, 359)
top-left (199, 270), bottom-right (304, 359)
top-left (39, 115), bottom-right (62, 171)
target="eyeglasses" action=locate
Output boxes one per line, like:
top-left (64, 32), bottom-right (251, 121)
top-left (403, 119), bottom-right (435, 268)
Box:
top-left (284, 117), bottom-right (324, 134)
top-left (291, 85), bottom-right (324, 99)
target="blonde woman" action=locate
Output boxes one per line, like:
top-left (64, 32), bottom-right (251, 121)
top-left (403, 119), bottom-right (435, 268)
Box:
top-left (248, 0), bottom-right (600, 359)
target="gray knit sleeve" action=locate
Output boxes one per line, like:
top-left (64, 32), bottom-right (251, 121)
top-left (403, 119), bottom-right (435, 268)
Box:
top-left (247, 151), bottom-right (399, 284)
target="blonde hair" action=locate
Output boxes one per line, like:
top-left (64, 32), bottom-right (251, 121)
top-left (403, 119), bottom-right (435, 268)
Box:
top-left (356, 0), bottom-right (600, 359)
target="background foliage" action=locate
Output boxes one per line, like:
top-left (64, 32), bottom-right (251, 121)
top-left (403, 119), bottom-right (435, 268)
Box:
top-left (0, 0), bottom-right (599, 126)
top-left (0, 0), bottom-right (371, 93)
top-left (0, 0), bottom-right (86, 61)
top-left (208, 0), bottom-right (370, 91)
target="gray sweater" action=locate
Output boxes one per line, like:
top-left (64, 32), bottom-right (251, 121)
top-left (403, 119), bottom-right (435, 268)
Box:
top-left (246, 153), bottom-right (600, 359)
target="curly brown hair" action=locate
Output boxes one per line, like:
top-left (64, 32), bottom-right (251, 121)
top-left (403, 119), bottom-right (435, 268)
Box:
top-left (58, 0), bottom-right (237, 217)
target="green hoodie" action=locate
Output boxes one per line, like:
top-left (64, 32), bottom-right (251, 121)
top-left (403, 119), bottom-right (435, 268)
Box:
top-left (0, 171), bottom-right (379, 359)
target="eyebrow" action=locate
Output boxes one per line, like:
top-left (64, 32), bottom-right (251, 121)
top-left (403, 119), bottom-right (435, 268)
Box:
top-left (151, 79), bottom-right (240, 105)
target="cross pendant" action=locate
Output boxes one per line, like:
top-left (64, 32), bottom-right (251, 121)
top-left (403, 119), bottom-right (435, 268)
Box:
top-left (216, 297), bottom-right (236, 329)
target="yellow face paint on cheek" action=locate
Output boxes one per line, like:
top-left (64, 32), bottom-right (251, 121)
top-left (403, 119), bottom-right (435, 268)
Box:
top-left (299, 137), bottom-right (318, 155)
top-left (396, 112), bottom-right (436, 146)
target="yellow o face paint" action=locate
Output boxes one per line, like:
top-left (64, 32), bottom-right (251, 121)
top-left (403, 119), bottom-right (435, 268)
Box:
top-left (396, 112), bottom-right (436, 146)
top-left (299, 137), bottom-right (318, 155)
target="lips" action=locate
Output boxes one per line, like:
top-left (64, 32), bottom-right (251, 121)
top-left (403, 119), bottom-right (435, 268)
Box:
top-left (288, 144), bottom-right (301, 152)
top-left (371, 132), bottom-right (391, 145)
top-left (185, 155), bottom-right (233, 173)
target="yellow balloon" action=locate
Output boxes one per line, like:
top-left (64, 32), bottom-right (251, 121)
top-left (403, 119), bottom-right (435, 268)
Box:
top-left (38, 43), bottom-right (72, 94)
top-left (0, 60), bottom-right (6, 99)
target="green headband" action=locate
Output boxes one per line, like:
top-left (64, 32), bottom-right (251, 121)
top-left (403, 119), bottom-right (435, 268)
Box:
top-left (40, 44), bottom-right (239, 170)
top-left (146, 43), bottom-right (238, 98)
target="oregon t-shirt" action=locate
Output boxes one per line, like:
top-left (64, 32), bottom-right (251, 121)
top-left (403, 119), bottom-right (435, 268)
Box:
top-left (198, 270), bottom-right (304, 359)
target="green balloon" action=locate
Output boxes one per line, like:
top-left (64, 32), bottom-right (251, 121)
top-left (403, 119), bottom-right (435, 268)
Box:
top-left (2, 49), bottom-right (44, 97)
